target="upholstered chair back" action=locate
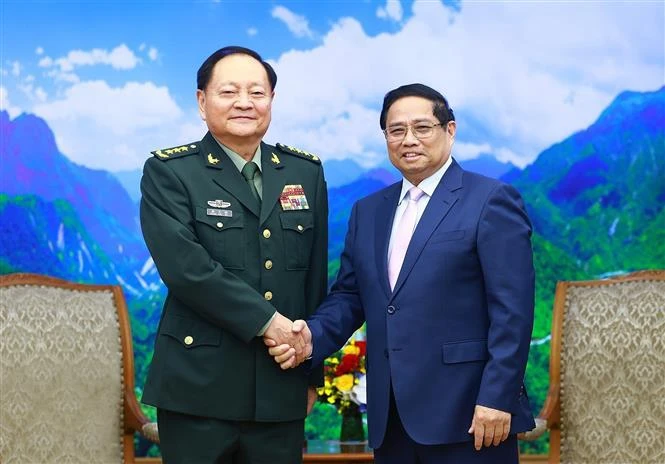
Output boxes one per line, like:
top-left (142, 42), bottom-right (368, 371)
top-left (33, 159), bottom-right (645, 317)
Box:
top-left (0, 275), bottom-right (135, 463)
top-left (555, 271), bottom-right (665, 463)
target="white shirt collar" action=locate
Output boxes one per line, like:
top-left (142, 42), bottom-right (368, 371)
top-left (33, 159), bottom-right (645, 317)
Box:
top-left (397, 155), bottom-right (454, 204)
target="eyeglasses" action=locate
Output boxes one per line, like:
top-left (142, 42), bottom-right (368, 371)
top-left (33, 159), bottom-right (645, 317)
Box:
top-left (383, 122), bottom-right (446, 142)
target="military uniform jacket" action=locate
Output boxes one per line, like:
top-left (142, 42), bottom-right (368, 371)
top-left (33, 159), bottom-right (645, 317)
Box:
top-left (140, 132), bottom-right (327, 422)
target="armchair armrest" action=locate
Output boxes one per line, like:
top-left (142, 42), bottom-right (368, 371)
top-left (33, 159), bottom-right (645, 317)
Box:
top-left (517, 383), bottom-right (560, 441)
top-left (518, 418), bottom-right (547, 441)
top-left (124, 387), bottom-right (159, 444)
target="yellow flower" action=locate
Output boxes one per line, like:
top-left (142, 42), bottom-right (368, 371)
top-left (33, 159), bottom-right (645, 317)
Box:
top-left (342, 344), bottom-right (360, 356)
top-left (334, 374), bottom-right (355, 392)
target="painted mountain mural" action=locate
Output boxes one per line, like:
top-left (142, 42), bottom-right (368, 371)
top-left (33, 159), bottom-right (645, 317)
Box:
top-left (0, 86), bottom-right (663, 455)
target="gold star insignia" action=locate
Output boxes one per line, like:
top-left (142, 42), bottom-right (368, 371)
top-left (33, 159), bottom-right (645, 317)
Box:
top-left (271, 153), bottom-right (281, 164)
top-left (208, 153), bottom-right (220, 165)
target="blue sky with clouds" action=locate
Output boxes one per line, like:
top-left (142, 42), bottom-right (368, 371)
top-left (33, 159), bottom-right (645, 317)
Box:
top-left (2, 0), bottom-right (663, 172)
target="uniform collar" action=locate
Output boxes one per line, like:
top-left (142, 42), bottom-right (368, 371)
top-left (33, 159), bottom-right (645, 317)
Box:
top-left (212, 136), bottom-right (262, 173)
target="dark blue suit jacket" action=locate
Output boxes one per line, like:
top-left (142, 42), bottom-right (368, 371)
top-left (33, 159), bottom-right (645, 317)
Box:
top-left (308, 160), bottom-right (535, 448)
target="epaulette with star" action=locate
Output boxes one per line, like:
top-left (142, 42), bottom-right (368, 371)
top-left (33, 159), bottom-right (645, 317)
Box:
top-left (151, 143), bottom-right (199, 161)
top-left (276, 143), bottom-right (321, 164)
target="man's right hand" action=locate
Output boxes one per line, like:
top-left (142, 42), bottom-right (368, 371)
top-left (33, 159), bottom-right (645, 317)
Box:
top-left (263, 319), bottom-right (312, 369)
top-left (263, 313), bottom-right (310, 362)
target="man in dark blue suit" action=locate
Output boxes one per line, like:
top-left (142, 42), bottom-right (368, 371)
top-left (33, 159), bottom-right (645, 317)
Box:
top-left (267, 83), bottom-right (535, 463)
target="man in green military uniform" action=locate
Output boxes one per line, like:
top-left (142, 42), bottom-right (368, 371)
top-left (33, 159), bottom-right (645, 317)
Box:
top-left (140, 46), bottom-right (328, 463)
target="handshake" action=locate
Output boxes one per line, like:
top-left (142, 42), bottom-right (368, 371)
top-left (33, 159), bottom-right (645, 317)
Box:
top-left (262, 312), bottom-right (313, 369)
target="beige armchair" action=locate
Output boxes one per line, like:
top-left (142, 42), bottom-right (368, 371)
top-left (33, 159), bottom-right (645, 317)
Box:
top-left (520, 270), bottom-right (665, 463)
top-left (0, 273), bottom-right (158, 464)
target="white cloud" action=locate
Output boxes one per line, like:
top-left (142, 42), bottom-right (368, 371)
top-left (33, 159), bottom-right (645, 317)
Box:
top-left (139, 43), bottom-right (146, 51)
top-left (271, 6), bottom-right (314, 38)
top-left (39, 44), bottom-right (141, 73)
top-left (38, 56), bottom-right (53, 67)
top-left (148, 47), bottom-right (159, 61)
top-left (46, 68), bottom-right (80, 83)
top-left (376, 0), bottom-right (403, 22)
top-left (17, 78), bottom-right (47, 103)
top-left (247, 27), bottom-right (258, 37)
top-left (266, 0), bottom-right (664, 168)
top-left (11, 61), bottom-right (21, 76)
top-left (32, 80), bottom-right (186, 170)
top-left (452, 142), bottom-right (492, 161)
top-left (36, 47), bottom-right (44, 55)
top-left (0, 86), bottom-right (22, 118)
top-left (268, 102), bottom-right (384, 165)
top-left (34, 87), bottom-right (48, 102)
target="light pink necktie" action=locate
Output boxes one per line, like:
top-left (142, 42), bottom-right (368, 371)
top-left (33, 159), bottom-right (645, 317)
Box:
top-left (388, 186), bottom-right (425, 290)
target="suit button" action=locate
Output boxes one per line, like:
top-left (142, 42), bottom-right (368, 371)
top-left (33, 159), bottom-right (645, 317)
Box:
top-left (184, 336), bottom-right (194, 346)
top-left (216, 222), bottom-right (223, 228)
top-left (263, 229), bottom-right (271, 239)
top-left (387, 305), bottom-right (396, 314)
top-left (264, 260), bottom-right (273, 270)
top-left (264, 291), bottom-right (273, 301)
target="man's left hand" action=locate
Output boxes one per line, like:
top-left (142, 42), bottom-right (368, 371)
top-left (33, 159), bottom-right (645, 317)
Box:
top-left (467, 405), bottom-right (511, 450)
top-left (307, 386), bottom-right (318, 415)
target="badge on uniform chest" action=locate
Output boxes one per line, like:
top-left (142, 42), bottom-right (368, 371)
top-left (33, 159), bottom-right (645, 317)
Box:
top-left (280, 184), bottom-right (309, 210)
top-left (207, 200), bottom-right (231, 208)
top-left (207, 208), bottom-right (232, 217)
top-left (206, 199), bottom-right (233, 217)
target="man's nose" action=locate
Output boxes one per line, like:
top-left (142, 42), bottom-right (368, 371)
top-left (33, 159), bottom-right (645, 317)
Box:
top-left (233, 92), bottom-right (253, 108)
top-left (402, 127), bottom-right (420, 145)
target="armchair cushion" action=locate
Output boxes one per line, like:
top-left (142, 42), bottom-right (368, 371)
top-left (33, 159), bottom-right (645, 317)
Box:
top-left (0, 274), bottom-right (157, 463)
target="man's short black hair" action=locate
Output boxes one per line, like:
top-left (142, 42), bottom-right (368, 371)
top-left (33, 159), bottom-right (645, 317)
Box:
top-left (379, 83), bottom-right (455, 129)
top-left (197, 46), bottom-right (277, 91)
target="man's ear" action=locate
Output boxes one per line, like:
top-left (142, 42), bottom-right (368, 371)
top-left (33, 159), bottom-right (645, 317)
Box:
top-left (447, 120), bottom-right (457, 137)
top-left (196, 89), bottom-right (206, 120)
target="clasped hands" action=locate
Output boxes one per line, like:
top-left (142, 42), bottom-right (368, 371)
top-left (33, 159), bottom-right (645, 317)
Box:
top-left (262, 313), bottom-right (312, 369)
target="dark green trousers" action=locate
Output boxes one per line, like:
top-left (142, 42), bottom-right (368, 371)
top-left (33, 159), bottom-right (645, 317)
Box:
top-left (157, 409), bottom-right (305, 464)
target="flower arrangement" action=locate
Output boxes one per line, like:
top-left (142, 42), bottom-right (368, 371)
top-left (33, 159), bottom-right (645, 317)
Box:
top-left (317, 338), bottom-right (367, 415)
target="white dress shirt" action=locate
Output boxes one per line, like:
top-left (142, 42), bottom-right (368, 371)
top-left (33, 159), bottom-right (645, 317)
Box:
top-left (387, 156), bottom-right (454, 260)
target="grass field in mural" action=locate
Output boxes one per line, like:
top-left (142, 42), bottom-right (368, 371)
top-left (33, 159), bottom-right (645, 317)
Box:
top-left (1, 86), bottom-right (663, 456)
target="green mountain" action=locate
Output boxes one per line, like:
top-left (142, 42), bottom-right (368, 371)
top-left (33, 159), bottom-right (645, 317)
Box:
top-left (510, 87), bottom-right (664, 275)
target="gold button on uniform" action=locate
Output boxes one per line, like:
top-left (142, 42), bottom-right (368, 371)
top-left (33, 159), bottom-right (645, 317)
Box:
top-left (264, 260), bottom-right (273, 270)
top-left (263, 229), bottom-right (271, 239)
top-left (216, 222), bottom-right (224, 228)
top-left (184, 336), bottom-right (194, 346)
top-left (297, 225), bottom-right (304, 232)
top-left (264, 291), bottom-right (273, 301)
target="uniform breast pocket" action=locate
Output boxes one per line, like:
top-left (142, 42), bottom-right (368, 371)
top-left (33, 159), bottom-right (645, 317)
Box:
top-left (195, 206), bottom-right (245, 269)
top-left (280, 211), bottom-right (314, 270)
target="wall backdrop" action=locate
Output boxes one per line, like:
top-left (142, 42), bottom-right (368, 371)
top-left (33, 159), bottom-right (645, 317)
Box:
top-left (2, 0), bottom-right (664, 456)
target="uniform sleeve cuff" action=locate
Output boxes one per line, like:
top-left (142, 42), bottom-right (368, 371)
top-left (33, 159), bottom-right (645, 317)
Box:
top-left (256, 311), bottom-right (277, 336)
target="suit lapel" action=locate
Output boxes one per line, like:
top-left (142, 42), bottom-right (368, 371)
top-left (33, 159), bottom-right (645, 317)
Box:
top-left (259, 143), bottom-right (287, 226)
top-left (391, 161), bottom-right (464, 298)
top-left (375, 183), bottom-right (402, 299)
top-left (202, 133), bottom-right (261, 218)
